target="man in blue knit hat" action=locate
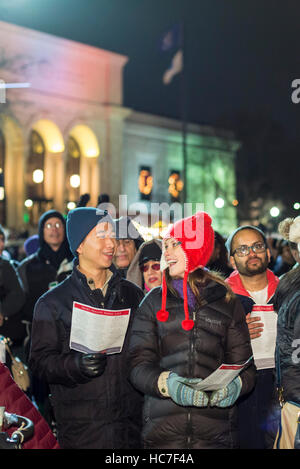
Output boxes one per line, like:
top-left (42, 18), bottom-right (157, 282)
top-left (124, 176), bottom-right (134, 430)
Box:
top-left (29, 207), bottom-right (144, 449)
top-left (225, 225), bottom-right (279, 449)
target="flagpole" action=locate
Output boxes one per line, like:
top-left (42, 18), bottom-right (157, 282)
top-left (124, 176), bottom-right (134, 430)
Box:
top-left (180, 21), bottom-right (188, 205)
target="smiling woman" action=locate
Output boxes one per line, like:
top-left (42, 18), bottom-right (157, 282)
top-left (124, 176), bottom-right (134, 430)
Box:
top-left (128, 211), bottom-right (256, 449)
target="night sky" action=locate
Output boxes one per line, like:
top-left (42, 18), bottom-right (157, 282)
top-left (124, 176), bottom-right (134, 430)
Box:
top-left (1, 0), bottom-right (300, 218)
top-left (1, 0), bottom-right (300, 136)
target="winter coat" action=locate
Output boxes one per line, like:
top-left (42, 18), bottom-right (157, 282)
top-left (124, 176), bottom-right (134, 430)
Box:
top-left (0, 258), bottom-right (26, 343)
top-left (17, 250), bottom-right (73, 323)
top-left (226, 268), bottom-right (279, 315)
top-left (275, 289), bottom-right (300, 404)
top-left (0, 363), bottom-right (59, 449)
top-left (128, 280), bottom-right (256, 449)
top-left (226, 268), bottom-right (280, 449)
top-left (29, 262), bottom-right (144, 449)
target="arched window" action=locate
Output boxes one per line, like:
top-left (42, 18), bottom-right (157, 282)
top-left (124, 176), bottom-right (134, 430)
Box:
top-left (65, 136), bottom-right (81, 209)
top-left (26, 130), bottom-right (51, 225)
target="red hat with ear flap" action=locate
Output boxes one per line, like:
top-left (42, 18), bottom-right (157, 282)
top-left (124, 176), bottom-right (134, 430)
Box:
top-left (157, 211), bottom-right (215, 331)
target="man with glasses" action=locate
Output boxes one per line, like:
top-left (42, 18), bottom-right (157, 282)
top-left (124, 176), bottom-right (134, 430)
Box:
top-left (114, 216), bottom-right (145, 278)
top-left (225, 225), bottom-right (279, 449)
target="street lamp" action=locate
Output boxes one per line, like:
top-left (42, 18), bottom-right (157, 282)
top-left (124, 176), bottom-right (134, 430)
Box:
top-left (270, 206), bottom-right (280, 217)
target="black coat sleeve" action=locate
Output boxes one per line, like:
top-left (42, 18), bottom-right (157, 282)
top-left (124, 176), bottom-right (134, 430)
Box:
top-left (29, 297), bottom-right (90, 387)
top-left (128, 292), bottom-right (165, 398)
top-left (225, 297), bottom-right (257, 397)
top-left (0, 260), bottom-right (25, 318)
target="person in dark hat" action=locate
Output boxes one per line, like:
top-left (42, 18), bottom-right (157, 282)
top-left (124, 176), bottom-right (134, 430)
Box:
top-left (126, 239), bottom-right (162, 293)
top-left (225, 224), bottom-right (279, 449)
top-left (17, 210), bottom-right (74, 423)
top-left (18, 210), bottom-right (73, 325)
top-left (113, 216), bottom-right (145, 278)
top-left (29, 207), bottom-right (144, 449)
top-left (128, 211), bottom-right (255, 449)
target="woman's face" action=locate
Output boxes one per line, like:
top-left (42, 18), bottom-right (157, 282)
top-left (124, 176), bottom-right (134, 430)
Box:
top-left (141, 260), bottom-right (162, 289)
top-left (163, 238), bottom-right (186, 279)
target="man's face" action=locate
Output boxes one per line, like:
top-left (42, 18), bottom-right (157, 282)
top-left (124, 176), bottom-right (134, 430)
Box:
top-left (77, 222), bottom-right (116, 270)
top-left (43, 217), bottom-right (65, 251)
top-left (114, 239), bottom-right (136, 269)
top-left (230, 229), bottom-right (270, 277)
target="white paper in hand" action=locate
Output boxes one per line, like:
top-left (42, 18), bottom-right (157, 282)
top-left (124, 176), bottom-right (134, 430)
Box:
top-left (250, 304), bottom-right (277, 370)
top-left (179, 356), bottom-right (253, 391)
top-left (70, 302), bottom-right (131, 355)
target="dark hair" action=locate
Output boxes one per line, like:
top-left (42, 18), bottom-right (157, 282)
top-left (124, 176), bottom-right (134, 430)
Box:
top-left (165, 267), bottom-right (234, 307)
top-left (289, 241), bottom-right (298, 251)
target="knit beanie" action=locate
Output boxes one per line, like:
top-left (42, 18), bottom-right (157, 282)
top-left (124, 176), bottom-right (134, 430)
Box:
top-left (114, 216), bottom-right (145, 250)
top-left (278, 216), bottom-right (300, 254)
top-left (66, 207), bottom-right (115, 257)
top-left (24, 234), bottom-right (39, 256)
top-left (139, 241), bottom-right (162, 266)
top-left (225, 225), bottom-right (267, 254)
top-left (157, 211), bottom-right (214, 331)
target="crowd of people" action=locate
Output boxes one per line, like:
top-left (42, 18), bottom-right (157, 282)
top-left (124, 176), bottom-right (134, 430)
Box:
top-left (0, 200), bottom-right (300, 450)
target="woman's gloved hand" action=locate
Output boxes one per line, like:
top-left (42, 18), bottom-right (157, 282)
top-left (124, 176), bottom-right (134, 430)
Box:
top-left (78, 353), bottom-right (107, 378)
top-left (210, 376), bottom-right (242, 408)
top-left (167, 372), bottom-right (209, 407)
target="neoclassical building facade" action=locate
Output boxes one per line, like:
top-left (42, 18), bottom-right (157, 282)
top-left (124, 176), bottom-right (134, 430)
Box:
top-left (0, 20), bottom-right (239, 236)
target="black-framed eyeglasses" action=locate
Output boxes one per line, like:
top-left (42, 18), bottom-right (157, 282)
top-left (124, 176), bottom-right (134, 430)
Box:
top-left (232, 242), bottom-right (266, 257)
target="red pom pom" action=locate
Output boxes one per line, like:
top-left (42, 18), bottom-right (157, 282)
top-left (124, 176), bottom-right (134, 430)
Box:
top-left (156, 309), bottom-right (169, 322)
top-left (182, 319), bottom-right (194, 331)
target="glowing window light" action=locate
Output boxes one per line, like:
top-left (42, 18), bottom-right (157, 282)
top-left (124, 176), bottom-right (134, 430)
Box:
top-left (70, 174), bottom-right (80, 188)
top-left (0, 187), bottom-right (4, 201)
top-left (168, 172), bottom-right (184, 198)
top-left (33, 169), bottom-right (44, 183)
top-left (138, 169), bottom-right (153, 196)
top-left (24, 199), bottom-right (33, 208)
top-left (214, 197), bottom-right (225, 209)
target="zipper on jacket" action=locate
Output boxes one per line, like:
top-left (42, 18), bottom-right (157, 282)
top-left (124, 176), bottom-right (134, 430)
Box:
top-left (187, 412), bottom-right (192, 449)
top-left (187, 311), bottom-right (196, 448)
top-left (189, 310), bottom-right (196, 376)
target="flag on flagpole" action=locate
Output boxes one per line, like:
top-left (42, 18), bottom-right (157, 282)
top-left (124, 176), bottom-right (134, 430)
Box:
top-left (162, 49), bottom-right (183, 85)
top-left (159, 24), bottom-right (183, 85)
top-left (159, 24), bottom-right (180, 52)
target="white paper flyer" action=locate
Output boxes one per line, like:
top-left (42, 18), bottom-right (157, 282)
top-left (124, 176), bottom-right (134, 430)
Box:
top-left (178, 356), bottom-right (253, 391)
top-left (70, 301), bottom-right (131, 355)
top-left (250, 304), bottom-right (277, 370)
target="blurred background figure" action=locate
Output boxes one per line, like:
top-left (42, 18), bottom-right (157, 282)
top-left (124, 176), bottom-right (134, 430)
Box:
top-left (114, 216), bottom-right (145, 278)
top-left (207, 231), bottom-right (233, 278)
top-left (273, 239), bottom-right (296, 277)
top-left (127, 239), bottom-right (162, 293)
top-left (273, 216), bottom-right (300, 448)
top-left (23, 234), bottom-right (39, 257)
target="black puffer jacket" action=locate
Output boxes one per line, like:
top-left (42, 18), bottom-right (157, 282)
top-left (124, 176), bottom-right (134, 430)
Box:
top-left (29, 263), bottom-right (144, 449)
top-left (0, 258), bottom-right (26, 343)
top-left (128, 281), bottom-right (256, 449)
top-left (275, 290), bottom-right (300, 403)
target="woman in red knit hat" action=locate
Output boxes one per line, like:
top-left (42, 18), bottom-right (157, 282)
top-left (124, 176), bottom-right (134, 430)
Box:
top-left (128, 211), bottom-right (256, 449)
